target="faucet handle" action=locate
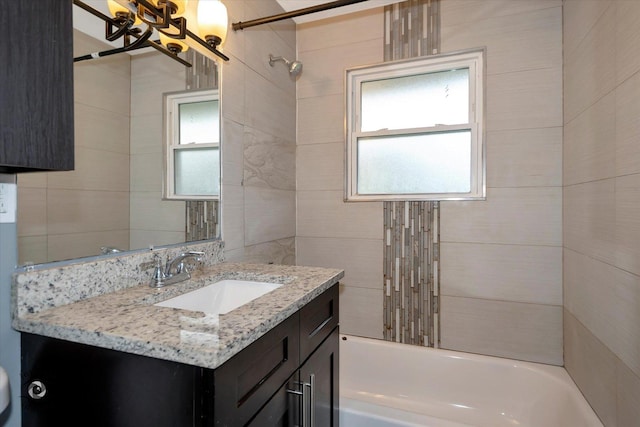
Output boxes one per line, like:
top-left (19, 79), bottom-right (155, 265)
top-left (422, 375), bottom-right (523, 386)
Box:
top-left (150, 259), bottom-right (166, 287)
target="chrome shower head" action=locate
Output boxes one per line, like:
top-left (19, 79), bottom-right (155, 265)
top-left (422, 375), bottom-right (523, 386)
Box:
top-left (269, 54), bottom-right (303, 77)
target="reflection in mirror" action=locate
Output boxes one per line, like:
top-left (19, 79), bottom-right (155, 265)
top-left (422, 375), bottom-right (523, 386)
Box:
top-left (164, 89), bottom-right (220, 200)
top-left (16, 29), bottom-right (221, 265)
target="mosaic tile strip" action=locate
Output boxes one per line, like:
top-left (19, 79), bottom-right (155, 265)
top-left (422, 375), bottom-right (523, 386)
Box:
top-left (382, 0), bottom-right (441, 347)
top-left (184, 49), bottom-right (220, 242)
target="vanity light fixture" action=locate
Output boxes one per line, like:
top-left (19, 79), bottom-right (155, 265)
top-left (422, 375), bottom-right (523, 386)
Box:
top-left (73, 0), bottom-right (230, 67)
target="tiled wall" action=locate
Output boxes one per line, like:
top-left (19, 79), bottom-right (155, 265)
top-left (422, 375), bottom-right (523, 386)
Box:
top-left (16, 31), bottom-right (132, 264)
top-left (220, 1), bottom-right (297, 265)
top-left (438, 0), bottom-right (563, 365)
top-left (563, 0), bottom-right (640, 424)
top-left (297, 1), bottom-right (564, 364)
top-left (129, 52), bottom-right (186, 249)
top-left (296, 9), bottom-right (385, 339)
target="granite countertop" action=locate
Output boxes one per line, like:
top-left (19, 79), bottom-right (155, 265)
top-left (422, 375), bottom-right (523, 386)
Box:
top-left (13, 263), bottom-right (344, 370)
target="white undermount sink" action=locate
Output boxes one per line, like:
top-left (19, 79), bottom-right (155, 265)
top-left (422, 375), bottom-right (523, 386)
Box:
top-left (155, 280), bottom-right (283, 315)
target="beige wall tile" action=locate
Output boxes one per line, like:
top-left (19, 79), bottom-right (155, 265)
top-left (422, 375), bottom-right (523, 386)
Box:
top-left (74, 59), bottom-right (131, 113)
top-left (130, 152), bottom-right (162, 193)
top-left (617, 360), bottom-right (640, 427)
top-left (243, 126), bottom-right (295, 191)
top-left (441, 0), bottom-right (561, 28)
top-left (296, 142), bottom-right (344, 191)
top-left (441, 295), bottom-right (563, 365)
top-left (243, 238), bottom-right (296, 266)
top-left (615, 173), bottom-right (640, 277)
top-left (297, 236), bottom-right (383, 289)
top-left (563, 0), bottom-right (613, 57)
top-left (339, 284), bottom-right (383, 339)
top-left (47, 189), bottom-right (129, 235)
top-left (487, 67), bottom-right (562, 131)
top-left (441, 243), bottom-right (562, 305)
top-left (129, 112), bottom-right (161, 156)
top-left (564, 309), bottom-right (617, 427)
top-left (297, 94), bottom-right (344, 145)
top-left (615, 0), bottom-right (640, 84)
top-left (297, 37), bottom-right (383, 99)
top-left (487, 127), bottom-right (562, 188)
top-left (222, 119), bottom-right (245, 187)
top-left (47, 147), bottom-right (130, 192)
top-left (564, 4), bottom-right (616, 122)
top-left (16, 173), bottom-right (46, 189)
top-left (220, 55), bottom-right (246, 125)
top-left (297, 190), bottom-right (382, 240)
top-left (564, 249), bottom-right (640, 376)
top-left (442, 6), bottom-right (562, 76)
top-left (564, 91), bottom-right (616, 185)
top-left (441, 187), bottom-right (562, 246)
top-left (47, 230), bottom-right (130, 262)
top-left (616, 71), bottom-right (640, 177)
top-left (244, 68), bottom-right (296, 142)
top-left (129, 191), bottom-right (183, 232)
top-left (221, 181), bottom-right (246, 245)
top-left (244, 187), bottom-right (295, 246)
top-left (297, 8), bottom-right (382, 52)
top-left (130, 52), bottom-right (185, 119)
top-left (130, 230), bottom-right (185, 251)
top-left (18, 236), bottom-right (47, 266)
top-left (17, 188), bottom-right (47, 237)
top-left (74, 103), bottom-right (129, 154)
top-left (563, 179), bottom-right (617, 265)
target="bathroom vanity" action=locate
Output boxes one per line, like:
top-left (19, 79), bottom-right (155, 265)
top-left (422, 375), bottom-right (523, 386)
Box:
top-left (13, 258), bottom-right (342, 426)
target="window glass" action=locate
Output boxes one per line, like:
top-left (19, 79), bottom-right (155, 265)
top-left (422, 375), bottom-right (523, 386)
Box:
top-left (357, 131), bottom-right (471, 194)
top-left (179, 100), bottom-right (220, 145)
top-left (174, 147), bottom-right (220, 196)
top-left (346, 50), bottom-right (484, 201)
top-left (360, 68), bottom-right (469, 132)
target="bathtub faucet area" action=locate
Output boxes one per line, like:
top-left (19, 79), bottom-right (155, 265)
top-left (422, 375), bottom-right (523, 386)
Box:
top-left (149, 251), bottom-right (205, 288)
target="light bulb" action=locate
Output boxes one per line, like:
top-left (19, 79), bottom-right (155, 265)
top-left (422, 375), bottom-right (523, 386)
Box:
top-left (159, 32), bottom-right (189, 53)
top-left (197, 0), bottom-right (228, 47)
top-left (107, 0), bottom-right (142, 25)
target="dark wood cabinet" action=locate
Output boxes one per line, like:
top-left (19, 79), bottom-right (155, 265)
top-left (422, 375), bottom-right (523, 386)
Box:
top-left (0, 0), bottom-right (75, 173)
top-left (21, 284), bottom-right (339, 426)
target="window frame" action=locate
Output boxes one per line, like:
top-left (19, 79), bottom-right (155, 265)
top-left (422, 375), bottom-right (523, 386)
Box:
top-left (163, 88), bottom-right (220, 201)
top-left (345, 49), bottom-right (486, 201)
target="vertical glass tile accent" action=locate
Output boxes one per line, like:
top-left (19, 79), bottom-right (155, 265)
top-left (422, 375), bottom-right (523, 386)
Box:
top-left (382, 0), bottom-right (441, 347)
top-left (184, 50), bottom-right (220, 242)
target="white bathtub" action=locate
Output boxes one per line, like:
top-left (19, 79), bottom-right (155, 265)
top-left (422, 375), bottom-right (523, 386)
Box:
top-left (339, 335), bottom-right (603, 427)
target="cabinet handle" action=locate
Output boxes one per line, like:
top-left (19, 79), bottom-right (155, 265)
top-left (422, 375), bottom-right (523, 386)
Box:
top-left (308, 374), bottom-right (315, 427)
top-left (286, 383), bottom-right (306, 427)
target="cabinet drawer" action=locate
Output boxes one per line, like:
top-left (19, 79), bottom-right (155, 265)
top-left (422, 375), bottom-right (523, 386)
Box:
top-left (213, 312), bottom-right (300, 426)
top-left (299, 284), bottom-right (339, 363)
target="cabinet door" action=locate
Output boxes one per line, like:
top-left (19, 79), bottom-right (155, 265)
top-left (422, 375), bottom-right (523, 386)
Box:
top-left (247, 373), bottom-right (300, 427)
top-left (0, 0), bottom-right (74, 172)
top-left (299, 284), bottom-right (339, 363)
top-left (21, 333), bottom-right (203, 427)
top-left (299, 327), bottom-right (339, 427)
top-left (213, 313), bottom-right (300, 426)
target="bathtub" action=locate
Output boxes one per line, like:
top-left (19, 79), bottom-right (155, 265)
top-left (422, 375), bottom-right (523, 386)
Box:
top-left (339, 335), bottom-right (603, 427)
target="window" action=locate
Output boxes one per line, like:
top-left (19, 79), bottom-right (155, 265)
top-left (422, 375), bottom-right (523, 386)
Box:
top-left (346, 49), bottom-right (485, 201)
top-left (163, 89), bottom-right (220, 200)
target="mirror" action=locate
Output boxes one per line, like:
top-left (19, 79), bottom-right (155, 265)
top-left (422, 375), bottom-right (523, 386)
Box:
top-left (16, 28), bottom-right (221, 265)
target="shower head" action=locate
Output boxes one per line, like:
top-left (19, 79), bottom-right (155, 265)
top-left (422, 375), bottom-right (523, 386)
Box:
top-left (269, 54), bottom-right (303, 77)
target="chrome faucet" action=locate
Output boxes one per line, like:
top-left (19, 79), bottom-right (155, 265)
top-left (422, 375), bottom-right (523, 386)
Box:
top-left (149, 251), bottom-right (205, 288)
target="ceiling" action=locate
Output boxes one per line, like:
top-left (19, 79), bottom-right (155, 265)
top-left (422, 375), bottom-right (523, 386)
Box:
top-left (274, 0), bottom-right (400, 23)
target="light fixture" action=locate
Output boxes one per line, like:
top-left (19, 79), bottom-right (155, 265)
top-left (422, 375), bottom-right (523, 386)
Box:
top-left (73, 0), bottom-right (230, 67)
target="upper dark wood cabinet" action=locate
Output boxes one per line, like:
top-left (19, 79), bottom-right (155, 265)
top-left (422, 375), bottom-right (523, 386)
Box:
top-left (0, 0), bottom-right (74, 173)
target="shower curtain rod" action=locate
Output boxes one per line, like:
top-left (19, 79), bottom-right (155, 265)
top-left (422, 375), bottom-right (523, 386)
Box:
top-left (231, 0), bottom-right (370, 30)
